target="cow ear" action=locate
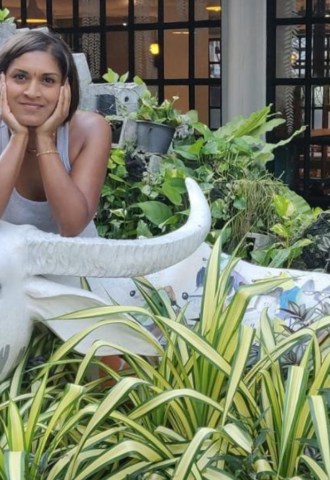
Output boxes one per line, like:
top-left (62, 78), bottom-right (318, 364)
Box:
top-left (26, 276), bottom-right (160, 357)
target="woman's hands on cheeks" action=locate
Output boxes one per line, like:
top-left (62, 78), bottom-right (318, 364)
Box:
top-left (0, 73), bottom-right (28, 135)
top-left (36, 80), bottom-right (71, 137)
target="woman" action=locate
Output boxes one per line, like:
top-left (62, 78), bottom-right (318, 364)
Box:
top-left (0, 29), bottom-right (111, 237)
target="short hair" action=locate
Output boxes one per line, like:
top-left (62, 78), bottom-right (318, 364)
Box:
top-left (0, 29), bottom-right (79, 122)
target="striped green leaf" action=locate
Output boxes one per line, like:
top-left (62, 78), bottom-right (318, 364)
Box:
top-left (4, 451), bottom-right (25, 480)
top-left (308, 395), bottom-right (330, 478)
top-left (7, 401), bottom-right (25, 451)
top-left (172, 427), bottom-right (216, 479)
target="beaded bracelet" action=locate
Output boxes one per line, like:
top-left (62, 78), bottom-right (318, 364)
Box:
top-left (36, 150), bottom-right (59, 158)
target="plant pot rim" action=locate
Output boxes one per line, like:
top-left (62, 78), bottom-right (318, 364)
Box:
top-left (136, 120), bottom-right (176, 131)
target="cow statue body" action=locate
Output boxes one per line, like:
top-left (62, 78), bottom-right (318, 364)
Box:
top-left (0, 178), bottom-right (211, 381)
top-left (2, 176), bottom-right (330, 381)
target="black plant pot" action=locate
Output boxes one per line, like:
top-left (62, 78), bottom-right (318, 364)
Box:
top-left (136, 121), bottom-right (175, 154)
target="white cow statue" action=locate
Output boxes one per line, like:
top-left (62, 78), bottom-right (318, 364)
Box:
top-left (2, 175), bottom-right (330, 382)
top-left (0, 178), bottom-right (211, 381)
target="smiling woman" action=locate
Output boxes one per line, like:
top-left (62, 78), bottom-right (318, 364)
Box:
top-left (0, 29), bottom-right (112, 237)
top-left (5, 51), bottom-right (63, 127)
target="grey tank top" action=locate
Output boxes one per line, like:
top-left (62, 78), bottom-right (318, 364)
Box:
top-left (0, 121), bottom-right (98, 238)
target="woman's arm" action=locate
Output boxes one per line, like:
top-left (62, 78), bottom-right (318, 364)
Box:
top-left (36, 110), bottom-right (112, 236)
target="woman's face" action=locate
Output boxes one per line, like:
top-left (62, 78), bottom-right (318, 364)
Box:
top-left (5, 50), bottom-right (63, 127)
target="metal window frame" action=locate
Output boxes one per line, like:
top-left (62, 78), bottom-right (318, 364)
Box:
top-left (267, 0), bottom-right (330, 207)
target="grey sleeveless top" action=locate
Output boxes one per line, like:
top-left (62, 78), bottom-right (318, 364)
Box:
top-left (0, 121), bottom-right (98, 238)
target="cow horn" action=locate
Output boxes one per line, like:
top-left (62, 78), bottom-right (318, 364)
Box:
top-left (25, 178), bottom-right (211, 278)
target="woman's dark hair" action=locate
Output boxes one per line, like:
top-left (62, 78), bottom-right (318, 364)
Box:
top-left (0, 29), bottom-right (80, 121)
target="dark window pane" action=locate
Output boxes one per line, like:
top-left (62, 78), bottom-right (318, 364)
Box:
top-left (313, 0), bottom-right (330, 16)
top-left (164, 29), bottom-right (189, 79)
top-left (312, 24), bottom-right (330, 77)
top-left (195, 85), bottom-right (209, 125)
top-left (135, 31), bottom-right (158, 80)
top-left (277, 0), bottom-right (306, 17)
top-left (79, 33), bottom-right (101, 79)
top-left (106, 32), bottom-right (129, 77)
top-left (310, 143), bottom-right (330, 179)
top-left (275, 85), bottom-right (305, 137)
top-left (195, 0), bottom-right (221, 21)
top-left (79, 0), bottom-right (100, 27)
top-left (311, 85), bottom-right (330, 131)
top-left (210, 108), bottom-right (221, 129)
top-left (164, 0), bottom-right (188, 22)
top-left (53, 3), bottom-right (73, 28)
top-left (164, 86), bottom-right (189, 114)
top-left (276, 25), bottom-right (306, 78)
top-left (134, 0), bottom-right (158, 23)
top-left (210, 86), bottom-right (221, 107)
top-left (106, 0), bottom-right (128, 26)
top-left (194, 28), bottom-right (210, 79)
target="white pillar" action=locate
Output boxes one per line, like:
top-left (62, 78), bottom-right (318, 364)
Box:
top-left (222, 0), bottom-right (267, 123)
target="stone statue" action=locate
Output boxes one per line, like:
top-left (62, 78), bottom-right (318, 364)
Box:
top-left (0, 178), bottom-right (211, 381)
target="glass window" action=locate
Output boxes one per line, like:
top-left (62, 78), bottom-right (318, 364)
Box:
top-left (313, 0), bottom-right (330, 16)
top-left (311, 85), bottom-right (330, 131)
top-left (106, 0), bottom-right (128, 26)
top-left (276, 25), bottom-right (306, 78)
top-left (134, 0), bottom-right (158, 23)
top-left (277, 0), bottom-right (306, 17)
top-left (194, 28), bottom-right (210, 79)
top-left (164, 86), bottom-right (189, 113)
top-left (164, 0), bottom-right (188, 22)
top-left (106, 32), bottom-right (129, 77)
top-left (2, 0), bottom-right (20, 18)
top-left (135, 30), bottom-right (159, 80)
top-left (164, 29), bottom-right (189, 79)
top-left (79, 0), bottom-right (100, 27)
top-left (6, 0), bottom-right (221, 131)
top-left (195, 85), bottom-right (209, 125)
top-left (312, 23), bottom-right (330, 77)
top-left (210, 108), bottom-right (221, 129)
top-left (195, 0), bottom-right (221, 21)
top-left (275, 85), bottom-right (305, 137)
top-left (53, 2), bottom-right (73, 28)
top-left (79, 33), bottom-right (101, 79)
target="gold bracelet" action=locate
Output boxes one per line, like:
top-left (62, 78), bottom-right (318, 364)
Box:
top-left (36, 150), bottom-right (59, 158)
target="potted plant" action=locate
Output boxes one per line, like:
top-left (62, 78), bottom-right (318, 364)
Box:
top-left (100, 68), bottom-right (146, 144)
top-left (130, 89), bottom-right (196, 154)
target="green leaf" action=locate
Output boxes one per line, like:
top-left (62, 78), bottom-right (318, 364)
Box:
top-left (161, 181), bottom-right (183, 205)
top-left (7, 401), bottom-right (25, 451)
top-left (173, 427), bottom-right (217, 479)
top-left (102, 67), bottom-right (121, 83)
top-left (299, 454), bottom-right (328, 480)
top-left (308, 395), bottom-right (330, 478)
top-left (278, 366), bottom-right (307, 475)
top-left (222, 423), bottom-right (253, 453)
top-left (4, 451), bottom-right (25, 480)
top-left (136, 201), bottom-right (173, 225)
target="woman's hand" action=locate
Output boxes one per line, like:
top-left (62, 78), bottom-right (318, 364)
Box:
top-left (0, 73), bottom-right (28, 135)
top-left (36, 80), bottom-right (71, 137)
